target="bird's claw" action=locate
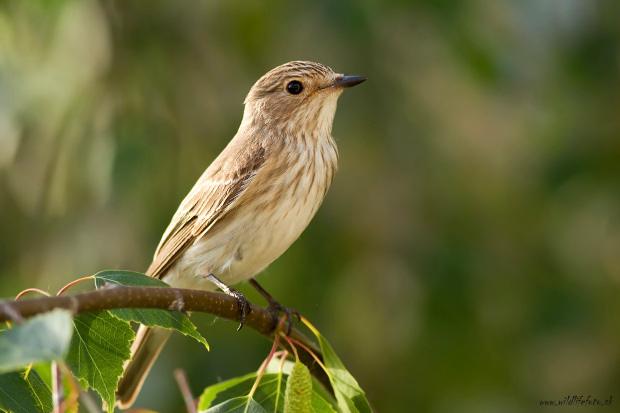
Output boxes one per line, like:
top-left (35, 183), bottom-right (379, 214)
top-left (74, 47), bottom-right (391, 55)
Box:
top-left (231, 289), bottom-right (252, 331)
top-left (268, 303), bottom-right (300, 335)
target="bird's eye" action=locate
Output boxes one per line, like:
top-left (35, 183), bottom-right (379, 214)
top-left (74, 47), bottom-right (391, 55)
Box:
top-left (286, 80), bottom-right (303, 95)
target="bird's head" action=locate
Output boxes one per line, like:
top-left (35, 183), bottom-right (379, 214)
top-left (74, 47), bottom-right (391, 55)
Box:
top-left (242, 61), bottom-right (366, 135)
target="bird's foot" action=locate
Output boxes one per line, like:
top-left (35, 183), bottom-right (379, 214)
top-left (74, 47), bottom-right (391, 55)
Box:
top-left (204, 273), bottom-right (252, 330)
top-left (229, 288), bottom-right (252, 331)
top-left (268, 302), bottom-right (300, 335)
top-left (249, 278), bottom-right (300, 334)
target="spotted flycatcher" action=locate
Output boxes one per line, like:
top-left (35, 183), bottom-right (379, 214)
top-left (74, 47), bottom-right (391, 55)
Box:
top-left (116, 61), bottom-right (366, 407)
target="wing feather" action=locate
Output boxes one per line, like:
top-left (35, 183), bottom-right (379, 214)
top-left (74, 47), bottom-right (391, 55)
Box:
top-left (145, 142), bottom-right (266, 278)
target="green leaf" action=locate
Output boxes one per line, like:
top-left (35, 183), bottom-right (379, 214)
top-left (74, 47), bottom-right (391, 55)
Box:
top-left (0, 369), bottom-right (53, 413)
top-left (203, 396), bottom-right (266, 413)
top-left (93, 269), bottom-right (171, 288)
top-left (198, 372), bottom-right (335, 413)
top-left (198, 373), bottom-right (256, 410)
top-left (0, 309), bottom-right (73, 373)
top-left (65, 311), bottom-right (134, 412)
top-left (93, 270), bottom-right (209, 350)
top-left (314, 331), bottom-right (372, 413)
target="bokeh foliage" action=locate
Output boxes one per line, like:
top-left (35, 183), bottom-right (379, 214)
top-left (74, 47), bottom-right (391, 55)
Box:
top-left (1, 1), bottom-right (619, 411)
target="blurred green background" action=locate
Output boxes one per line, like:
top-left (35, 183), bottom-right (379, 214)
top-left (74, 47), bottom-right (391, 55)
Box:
top-left (1, 1), bottom-right (619, 412)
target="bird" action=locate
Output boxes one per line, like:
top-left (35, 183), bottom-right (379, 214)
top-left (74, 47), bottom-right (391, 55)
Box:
top-left (116, 61), bottom-right (366, 408)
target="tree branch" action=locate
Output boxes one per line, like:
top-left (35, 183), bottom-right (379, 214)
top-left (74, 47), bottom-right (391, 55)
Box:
top-left (0, 285), bottom-right (330, 393)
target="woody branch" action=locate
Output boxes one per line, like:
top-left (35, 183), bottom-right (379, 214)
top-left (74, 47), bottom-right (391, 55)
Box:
top-left (0, 286), bottom-right (330, 392)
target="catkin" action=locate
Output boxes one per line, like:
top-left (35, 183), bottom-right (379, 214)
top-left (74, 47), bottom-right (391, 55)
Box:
top-left (283, 361), bottom-right (312, 413)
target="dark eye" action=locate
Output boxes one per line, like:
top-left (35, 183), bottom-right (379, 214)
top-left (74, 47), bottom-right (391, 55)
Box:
top-left (286, 80), bottom-right (303, 95)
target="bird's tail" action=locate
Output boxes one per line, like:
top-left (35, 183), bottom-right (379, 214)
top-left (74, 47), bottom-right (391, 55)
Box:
top-left (116, 325), bottom-right (173, 408)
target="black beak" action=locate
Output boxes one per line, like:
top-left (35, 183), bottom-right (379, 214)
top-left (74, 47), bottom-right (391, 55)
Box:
top-left (328, 75), bottom-right (367, 90)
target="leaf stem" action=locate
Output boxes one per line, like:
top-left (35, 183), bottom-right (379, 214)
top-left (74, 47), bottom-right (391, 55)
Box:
top-left (248, 330), bottom-right (281, 401)
top-left (281, 333), bottom-right (299, 362)
top-left (287, 337), bottom-right (329, 380)
top-left (15, 288), bottom-right (51, 300)
top-left (57, 276), bottom-right (94, 296)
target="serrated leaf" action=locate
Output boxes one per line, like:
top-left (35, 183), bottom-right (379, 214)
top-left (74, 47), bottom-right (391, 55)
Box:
top-left (110, 308), bottom-right (208, 350)
top-left (314, 331), bottom-right (372, 413)
top-left (93, 270), bottom-right (171, 288)
top-left (93, 270), bottom-right (209, 350)
top-left (65, 311), bottom-right (134, 412)
top-left (0, 369), bottom-right (53, 413)
top-left (0, 309), bottom-right (73, 373)
top-left (198, 372), bottom-right (335, 413)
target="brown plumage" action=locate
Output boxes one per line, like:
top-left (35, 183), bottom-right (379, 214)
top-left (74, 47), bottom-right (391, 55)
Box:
top-left (116, 61), bottom-right (366, 408)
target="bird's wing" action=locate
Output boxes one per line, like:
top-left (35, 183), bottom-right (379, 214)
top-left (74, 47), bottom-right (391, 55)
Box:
top-left (146, 142), bottom-right (267, 279)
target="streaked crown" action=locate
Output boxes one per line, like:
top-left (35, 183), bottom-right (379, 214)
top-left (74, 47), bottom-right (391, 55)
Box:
top-left (246, 61), bottom-right (335, 102)
top-left (243, 61), bottom-right (343, 126)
